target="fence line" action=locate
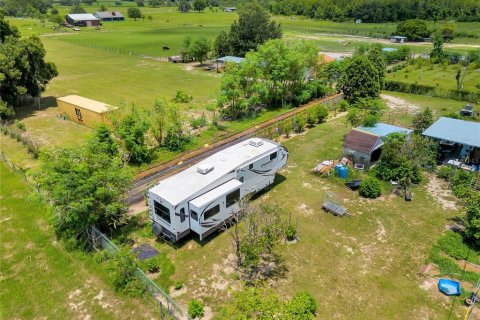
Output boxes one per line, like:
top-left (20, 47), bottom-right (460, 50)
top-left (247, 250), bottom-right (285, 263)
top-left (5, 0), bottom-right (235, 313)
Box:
top-left (89, 226), bottom-right (192, 320)
top-left (0, 150), bottom-right (29, 182)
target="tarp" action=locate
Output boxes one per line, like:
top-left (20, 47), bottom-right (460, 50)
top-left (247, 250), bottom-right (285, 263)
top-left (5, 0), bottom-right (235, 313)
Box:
top-left (423, 117), bottom-right (480, 148)
top-left (357, 123), bottom-right (412, 138)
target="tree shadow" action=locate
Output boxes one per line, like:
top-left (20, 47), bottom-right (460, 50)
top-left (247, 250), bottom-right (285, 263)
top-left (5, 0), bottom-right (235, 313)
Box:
top-left (13, 96), bottom-right (58, 121)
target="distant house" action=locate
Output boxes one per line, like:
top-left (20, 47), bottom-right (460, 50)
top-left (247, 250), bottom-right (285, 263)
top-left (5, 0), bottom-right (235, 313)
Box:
top-left (390, 36), bottom-right (407, 43)
top-left (66, 14), bottom-right (100, 27)
top-left (224, 7), bottom-right (237, 12)
top-left (342, 123), bottom-right (413, 168)
top-left (94, 11), bottom-right (125, 21)
top-left (355, 19), bottom-right (362, 24)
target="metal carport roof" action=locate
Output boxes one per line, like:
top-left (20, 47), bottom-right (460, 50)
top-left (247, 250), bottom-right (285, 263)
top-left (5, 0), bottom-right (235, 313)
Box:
top-left (422, 117), bottom-right (480, 148)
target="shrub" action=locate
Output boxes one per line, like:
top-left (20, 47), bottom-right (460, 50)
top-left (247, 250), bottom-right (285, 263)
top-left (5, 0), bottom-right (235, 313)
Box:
top-left (188, 299), bottom-right (204, 319)
top-left (163, 125), bottom-right (190, 151)
top-left (313, 105), bottom-right (329, 123)
top-left (362, 114), bottom-right (378, 127)
top-left (305, 109), bottom-right (317, 127)
top-left (359, 177), bottom-right (382, 198)
top-left (292, 115), bottom-right (305, 133)
top-left (338, 100), bottom-right (349, 112)
top-left (107, 249), bottom-right (147, 297)
top-left (174, 281), bottom-right (183, 290)
top-left (437, 166), bottom-right (454, 180)
top-left (283, 121), bottom-right (292, 138)
top-left (173, 90), bottom-right (192, 103)
top-left (142, 257), bottom-right (160, 273)
top-left (189, 114), bottom-right (208, 129)
top-left (285, 224), bottom-right (296, 241)
top-left (284, 292), bottom-right (317, 319)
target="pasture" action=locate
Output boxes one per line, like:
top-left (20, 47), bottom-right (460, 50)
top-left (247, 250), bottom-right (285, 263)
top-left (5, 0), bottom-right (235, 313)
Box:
top-left (386, 63), bottom-right (480, 92)
top-left (0, 163), bottom-right (159, 319)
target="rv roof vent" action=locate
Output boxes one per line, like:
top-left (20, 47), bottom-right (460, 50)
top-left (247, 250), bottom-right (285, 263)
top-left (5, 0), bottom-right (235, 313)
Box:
top-left (249, 138), bottom-right (264, 147)
top-left (197, 164), bottom-right (214, 174)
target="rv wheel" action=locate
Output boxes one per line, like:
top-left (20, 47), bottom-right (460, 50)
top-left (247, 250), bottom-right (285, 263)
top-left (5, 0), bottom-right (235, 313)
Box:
top-left (153, 224), bottom-right (163, 237)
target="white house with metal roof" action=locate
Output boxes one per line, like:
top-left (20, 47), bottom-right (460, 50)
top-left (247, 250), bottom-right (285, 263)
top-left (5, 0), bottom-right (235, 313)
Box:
top-left (147, 138), bottom-right (288, 242)
top-left (66, 13), bottom-right (100, 27)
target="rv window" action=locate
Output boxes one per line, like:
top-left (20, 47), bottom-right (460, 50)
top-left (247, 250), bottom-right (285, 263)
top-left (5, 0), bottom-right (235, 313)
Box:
top-left (190, 210), bottom-right (198, 221)
top-left (239, 176), bottom-right (244, 183)
top-left (154, 201), bottom-right (171, 224)
top-left (249, 163), bottom-right (253, 169)
top-left (180, 208), bottom-right (186, 223)
top-left (270, 152), bottom-right (277, 160)
top-left (226, 189), bottom-right (240, 208)
top-left (203, 204), bottom-right (220, 221)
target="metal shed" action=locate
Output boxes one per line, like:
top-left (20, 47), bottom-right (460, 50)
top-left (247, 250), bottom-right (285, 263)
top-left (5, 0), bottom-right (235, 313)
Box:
top-left (66, 14), bottom-right (100, 27)
top-left (94, 11), bottom-right (125, 21)
top-left (342, 129), bottom-right (383, 168)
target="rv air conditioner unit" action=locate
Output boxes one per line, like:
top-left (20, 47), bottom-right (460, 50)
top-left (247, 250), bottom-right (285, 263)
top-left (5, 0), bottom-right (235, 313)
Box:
top-left (249, 139), bottom-right (264, 147)
top-left (197, 164), bottom-right (214, 174)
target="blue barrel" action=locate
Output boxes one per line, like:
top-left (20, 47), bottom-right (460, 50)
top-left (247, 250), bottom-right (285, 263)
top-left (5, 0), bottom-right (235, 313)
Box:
top-left (338, 166), bottom-right (348, 179)
top-left (335, 164), bottom-right (343, 173)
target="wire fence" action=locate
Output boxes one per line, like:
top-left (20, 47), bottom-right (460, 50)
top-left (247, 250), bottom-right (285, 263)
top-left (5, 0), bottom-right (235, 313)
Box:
top-left (89, 225), bottom-right (192, 320)
top-left (0, 150), bottom-right (29, 182)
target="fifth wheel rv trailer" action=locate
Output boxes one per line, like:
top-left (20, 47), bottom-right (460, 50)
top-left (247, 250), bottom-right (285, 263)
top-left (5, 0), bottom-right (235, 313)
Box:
top-left (147, 138), bottom-right (288, 242)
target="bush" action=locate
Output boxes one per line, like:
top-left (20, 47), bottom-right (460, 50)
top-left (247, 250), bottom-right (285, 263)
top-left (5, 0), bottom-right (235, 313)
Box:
top-left (313, 105), bottom-right (329, 123)
top-left (362, 114), bottom-right (378, 127)
top-left (284, 292), bottom-right (317, 319)
top-left (285, 224), bottom-right (296, 241)
top-left (189, 114), bottom-right (208, 129)
top-left (338, 100), bottom-right (349, 112)
top-left (106, 249), bottom-right (147, 297)
top-left (437, 231), bottom-right (480, 264)
top-left (188, 299), bottom-right (204, 319)
top-left (14, 120), bottom-right (26, 131)
top-left (174, 281), bottom-right (183, 290)
top-left (359, 177), bottom-right (382, 198)
top-left (283, 121), bottom-right (292, 138)
top-left (142, 257), bottom-right (160, 273)
top-left (163, 125), bottom-right (190, 151)
top-left (292, 115), bottom-right (305, 133)
top-left (305, 109), bottom-right (317, 127)
top-left (173, 90), bottom-right (192, 103)
top-left (437, 166), bottom-right (455, 180)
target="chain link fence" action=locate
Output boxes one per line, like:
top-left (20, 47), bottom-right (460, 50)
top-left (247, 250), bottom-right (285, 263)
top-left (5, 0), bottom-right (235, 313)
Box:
top-left (89, 226), bottom-right (192, 320)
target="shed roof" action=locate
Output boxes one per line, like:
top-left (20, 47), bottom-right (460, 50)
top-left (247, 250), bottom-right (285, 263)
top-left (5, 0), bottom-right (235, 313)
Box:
top-left (67, 14), bottom-right (100, 21)
top-left (57, 95), bottom-right (117, 114)
top-left (391, 35), bottom-right (407, 39)
top-left (343, 129), bottom-right (383, 154)
top-left (382, 47), bottom-right (397, 52)
top-left (95, 11), bottom-right (124, 18)
top-left (216, 56), bottom-right (244, 64)
top-left (149, 138), bottom-right (279, 206)
top-left (356, 123), bottom-right (412, 138)
top-left (422, 117), bottom-right (480, 148)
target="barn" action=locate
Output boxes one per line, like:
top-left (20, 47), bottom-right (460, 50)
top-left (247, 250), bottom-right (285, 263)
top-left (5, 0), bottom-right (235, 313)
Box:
top-left (56, 95), bottom-right (117, 128)
top-left (66, 14), bottom-right (100, 27)
top-left (94, 11), bottom-right (125, 21)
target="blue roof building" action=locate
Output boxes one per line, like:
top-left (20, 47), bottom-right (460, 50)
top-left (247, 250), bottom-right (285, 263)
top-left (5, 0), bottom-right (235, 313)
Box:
top-left (423, 117), bottom-right (480, 148)
top-left (216, 56), bottom-right (245, 64)
top-left (356, 123), bottom-right (412, 139)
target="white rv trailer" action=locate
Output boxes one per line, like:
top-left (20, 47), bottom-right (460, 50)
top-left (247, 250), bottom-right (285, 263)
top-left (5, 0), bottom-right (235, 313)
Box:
top-left (147, 138), bottom-right (288, 242)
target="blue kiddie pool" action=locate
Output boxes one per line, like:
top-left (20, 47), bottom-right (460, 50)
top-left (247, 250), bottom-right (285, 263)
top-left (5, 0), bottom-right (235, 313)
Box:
top-left (438, 279), bottom-right (461, 296)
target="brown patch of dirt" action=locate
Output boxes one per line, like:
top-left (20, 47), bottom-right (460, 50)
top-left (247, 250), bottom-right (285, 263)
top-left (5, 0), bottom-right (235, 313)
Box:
top-left (380, 94), bottom-right (421, 113)
top-left (298, 203), bottom-right (314, 216)
top-left (426, 174), bottom-right (457, 211)
top-left (127, 201), bottom-right (148, 217)
top-left (454, 260), bottom-right (480, 273)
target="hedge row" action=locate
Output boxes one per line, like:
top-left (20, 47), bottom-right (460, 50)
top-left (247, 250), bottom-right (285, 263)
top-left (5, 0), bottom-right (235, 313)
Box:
top-left (384, 80), bottom-right (480, 103)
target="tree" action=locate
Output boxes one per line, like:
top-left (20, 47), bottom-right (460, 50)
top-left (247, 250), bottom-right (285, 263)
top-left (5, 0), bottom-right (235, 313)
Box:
top-left (70, 5), bottom-right (86, 14)
top-left (341, 56), bottom-right (380, 103)
top-left (35, 130), bottom-right (132, 248)
top-left (50, 8), bottom-right (59, 14)
top-left (396, 19), bottom-right (430, 41)
top-left (49, 14), bottom-right (64, 25)
top-left (90, 123), bottom-right (118, 157)
top-left (149, 0), bottom-right (160, 7)
top-left (464, 193), bottom-right (480, 247)
top-left (180, 36), bottom-right (193, 62)
top-left (412, 107), bottom-right (433, 134)
top-left (127, 7), bottom-right (142, 20)
top-left (83, 0), bottom-right (95, 5)
top-left (115, 106), bottom-right (152, 164)
top-left (222, 1), bottom-right (282, 57)
top-left (193, 0), bottom-right (206, 12)
top-left (0, 17), bottom-right (20, 42)
top-left (0, 26), bottom-right (58, 119)
top-left (178, 1), bottom-right (191, 12)
top-left (214, 31), bottom-right (231, 57)
top-left (430, 34), bottom-right (444, 61)
top-left (163, 124), bottom-right (190, 151)
top-left (191, 37), bottom-right (210, 65)
top-left (440, 23), bottom-right (455, 41)
top-left (99, 4), bottom-right (108, 11)
top-left (366, 46), bottom-right (386, 89)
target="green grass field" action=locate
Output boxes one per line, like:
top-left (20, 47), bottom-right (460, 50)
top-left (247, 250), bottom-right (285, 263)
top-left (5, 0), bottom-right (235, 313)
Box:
top-left (0, 163), bottom-right (159, 319)
top-left (121, 115), bottom-right (471, 319)
top-left (386, 63), bottom-right (480, 92)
